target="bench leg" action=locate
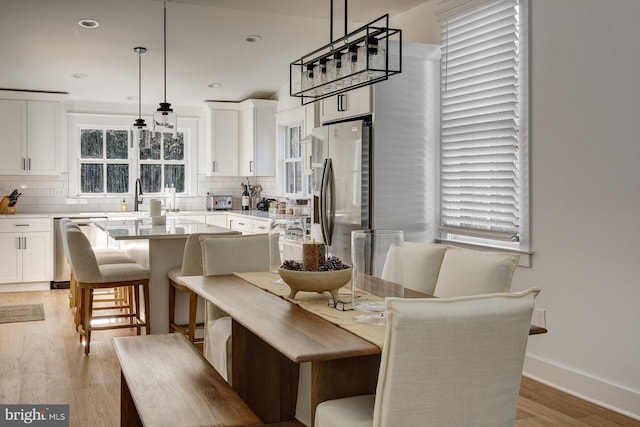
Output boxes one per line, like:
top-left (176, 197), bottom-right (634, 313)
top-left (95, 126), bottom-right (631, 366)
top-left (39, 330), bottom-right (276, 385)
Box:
top-left (120, 371), bottom-right (143, 427)
top-left (188, 292), bottom-right (198, 343)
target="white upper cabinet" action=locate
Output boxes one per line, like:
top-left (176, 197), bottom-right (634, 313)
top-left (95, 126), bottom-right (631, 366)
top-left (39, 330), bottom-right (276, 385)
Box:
top-left (0, 99), bottom-right (60, 175)
top-left (204, 102), bottom-right (240, 176)
top-left (239, 99), bottom-right (277, 176)
top-left (319, 86), bottom-right (371, 124)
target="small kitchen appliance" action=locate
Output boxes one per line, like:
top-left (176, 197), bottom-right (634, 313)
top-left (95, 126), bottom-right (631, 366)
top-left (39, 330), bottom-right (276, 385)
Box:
top-left (207, 194), bottom-right (233, 211)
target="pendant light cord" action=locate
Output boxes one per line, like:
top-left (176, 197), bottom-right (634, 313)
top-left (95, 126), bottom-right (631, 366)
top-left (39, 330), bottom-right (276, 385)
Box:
top-left (138, 50), bottom-right (142, 119)
top-left (163, 0), bottom-right (167, 104)
top-left (329, 0), bottom-right (348, 43)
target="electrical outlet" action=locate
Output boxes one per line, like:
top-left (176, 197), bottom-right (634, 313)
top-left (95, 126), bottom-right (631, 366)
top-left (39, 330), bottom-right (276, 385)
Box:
top-left (532, 308), bottom-right (546, 328)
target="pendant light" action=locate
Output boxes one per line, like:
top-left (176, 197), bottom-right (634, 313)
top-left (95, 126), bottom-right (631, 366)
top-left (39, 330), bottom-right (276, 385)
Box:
top-left (132, 46), bottom-right (151, 147)
top-left (290, 0), bottom-right (402, 105)
top-left (153, 0), bottom-right (177, 137)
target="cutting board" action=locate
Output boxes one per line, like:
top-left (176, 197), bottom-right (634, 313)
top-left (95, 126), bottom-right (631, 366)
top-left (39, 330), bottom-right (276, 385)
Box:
top-left (0, 196), bottom-right (15, 214)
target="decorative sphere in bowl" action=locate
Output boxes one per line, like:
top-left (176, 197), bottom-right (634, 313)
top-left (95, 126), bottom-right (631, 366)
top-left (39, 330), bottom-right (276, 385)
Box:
top-left (278, 267), bottom-right (352, 301)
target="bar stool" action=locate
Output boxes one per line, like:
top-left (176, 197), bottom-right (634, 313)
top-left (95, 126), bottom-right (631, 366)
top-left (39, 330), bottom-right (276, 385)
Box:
top-left (168, 231), bottom-right (239, 345)
top-left (61, 221), bottom-right (136, 328)
top-left (65, 227), bottom-right (150, 354)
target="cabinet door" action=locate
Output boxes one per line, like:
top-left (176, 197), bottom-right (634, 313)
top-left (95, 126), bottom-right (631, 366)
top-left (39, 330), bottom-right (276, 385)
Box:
top-left (319, 87), bottom-right (371, 124)
top-left (27, 101), bottom-right (60, 175)
top-left (0, 233), bottom-right (23, 283)
top-left (228, 216), bottom-right (252, 234)
top-left (22, 231), bottom-right (52, 282)
top-left (240, 100), bottom-right (277, 177)
top-left (206, 214), bottom-right (228, 228)
top-left (209, 109), bottom-right (239, 176)
top-left (319, 95), bottom-right (343, 124)
top-left (0, 100), bottom-right (27, 175)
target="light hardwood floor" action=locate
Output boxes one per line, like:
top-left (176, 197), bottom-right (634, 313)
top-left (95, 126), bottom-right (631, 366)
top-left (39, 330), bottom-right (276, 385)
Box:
top-left (1, 289), bottom-right (638, 427)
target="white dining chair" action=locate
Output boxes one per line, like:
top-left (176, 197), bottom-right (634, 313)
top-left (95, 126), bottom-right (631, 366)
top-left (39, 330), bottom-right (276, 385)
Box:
top-left (167, 230), bottom-right (239, 345)
top-left (433, 246), bottom-right (520, 297)
top-left (199, 233), bottom-right (277, 380)
top-left (315, 288), bottom-right (540, 427)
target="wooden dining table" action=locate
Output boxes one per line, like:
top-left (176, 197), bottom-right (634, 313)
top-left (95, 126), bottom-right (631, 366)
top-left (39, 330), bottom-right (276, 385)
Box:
top-left (179, 273), bottom-right (547, 426)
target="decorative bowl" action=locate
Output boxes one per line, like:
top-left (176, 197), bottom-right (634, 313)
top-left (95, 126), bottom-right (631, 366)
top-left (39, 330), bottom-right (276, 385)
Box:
top-left (278, 267), bottom-right (352, 300)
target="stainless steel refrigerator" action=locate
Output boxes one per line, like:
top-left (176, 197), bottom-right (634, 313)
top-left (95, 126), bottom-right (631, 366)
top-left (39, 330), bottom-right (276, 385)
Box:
top-left (306, 42), bottom-right (441, 265)
top-left (307, 120), bottom-right (371, 265)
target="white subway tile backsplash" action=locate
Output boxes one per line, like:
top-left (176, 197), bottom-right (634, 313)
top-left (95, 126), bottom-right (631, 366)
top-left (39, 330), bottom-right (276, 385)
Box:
top-left (0, 174), bottom-right (277, 214)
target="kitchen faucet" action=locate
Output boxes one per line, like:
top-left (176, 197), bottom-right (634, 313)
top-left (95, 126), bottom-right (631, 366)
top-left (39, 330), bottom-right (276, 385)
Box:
top-left (134, 178), bottom-right (143, 211)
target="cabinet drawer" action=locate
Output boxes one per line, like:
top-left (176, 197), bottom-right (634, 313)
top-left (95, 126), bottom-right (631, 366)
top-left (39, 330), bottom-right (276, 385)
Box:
top-left (229, 216), bottom-right (252, 233)
top-left (251, 219), bottom-right (269, 234)
top-left (0, 218), bottom-right (51, 233)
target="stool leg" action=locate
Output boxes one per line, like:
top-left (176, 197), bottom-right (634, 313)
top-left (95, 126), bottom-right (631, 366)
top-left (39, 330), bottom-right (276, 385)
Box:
top-left (143, 281), bottom-right (150, 335)
top-left (84, 288), bottom-right (94, 355)
top-left (168, 282), bottom-right (177, 333)
top-left (78, 287), bottom-right (84, 343)
top-left (128, 286), bottom-right (135, 325)
top-left (134, 285), bottom-right (141, 336)
top-left (188, 292), bottom-right (198, 343)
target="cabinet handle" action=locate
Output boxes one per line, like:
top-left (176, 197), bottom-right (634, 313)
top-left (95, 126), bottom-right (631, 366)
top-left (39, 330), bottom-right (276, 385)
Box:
top-left (23, 237), bottom-right (27, 250)
top-left (257, 226), bottom-right (266, 230)
top-left (17, 237), bottom-right (21, 250)
top-left (22, 158), bottom-right (26, 171)
top-left (15, 224), bottom-right (30, 227)
top-left (249, 160), bottom-right (253, 173)
top-left (212, 161), bottom-right (216, 172)
top-left (337, 94), bottom-right (347, 112)
top-left (28, 158), bottom-right (32, 170)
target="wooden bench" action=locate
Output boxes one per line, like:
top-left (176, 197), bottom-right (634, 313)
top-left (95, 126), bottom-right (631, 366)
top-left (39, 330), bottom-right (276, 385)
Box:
top-left (112, 333), bottom-right (263, 427)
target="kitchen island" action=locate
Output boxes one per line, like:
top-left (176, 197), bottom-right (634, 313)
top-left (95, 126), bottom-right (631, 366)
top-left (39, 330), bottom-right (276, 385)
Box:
top-left (94, 217), bottom-right (237, 334)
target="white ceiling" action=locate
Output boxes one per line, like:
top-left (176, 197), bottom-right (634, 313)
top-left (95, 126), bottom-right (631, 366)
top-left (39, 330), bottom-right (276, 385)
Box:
top-left (0, 0), bottom-right (425, 108)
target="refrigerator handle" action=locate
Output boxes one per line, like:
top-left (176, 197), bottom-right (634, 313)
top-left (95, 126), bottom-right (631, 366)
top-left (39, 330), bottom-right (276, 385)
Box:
top-left (320, 158), bottom-right (332, 246)
top-left (326, 159), bottom-right (335, 243)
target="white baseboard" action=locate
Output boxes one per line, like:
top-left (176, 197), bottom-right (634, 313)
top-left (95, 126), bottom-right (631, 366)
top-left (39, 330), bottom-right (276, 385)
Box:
top-left (0, 282), bottom-right (51, 293)
top-left (524, 354), bottom-right (640, 420)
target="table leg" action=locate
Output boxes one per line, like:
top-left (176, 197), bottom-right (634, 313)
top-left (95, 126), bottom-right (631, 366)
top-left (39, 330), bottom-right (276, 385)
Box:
top-left (310, 354), bottom-right (381, 427)
top-left (231, 320), bottom-right (299, 424)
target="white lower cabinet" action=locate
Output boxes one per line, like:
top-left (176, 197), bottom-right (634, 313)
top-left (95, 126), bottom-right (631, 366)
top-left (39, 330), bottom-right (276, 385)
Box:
top-left (0, 218), bottom-right (52, 284)
top-left (226, 214), bottom-right (269, 235)
top-left (206, 214), bottom-right (228, 228)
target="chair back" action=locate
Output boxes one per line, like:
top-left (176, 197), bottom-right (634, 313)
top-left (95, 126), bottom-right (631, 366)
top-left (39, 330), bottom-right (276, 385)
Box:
top-left (382, 242), bottom-right (448, 295)
top-left (200, 233), bottom-right (276, 275)
top-left (433, 247), bottom-right (519, 297)
top-left (65, 226), bottom-right (101, 283)
top-left (178, 231), bottom-right (239, 276)
top-left (373, 288), bottom-right (539, 427)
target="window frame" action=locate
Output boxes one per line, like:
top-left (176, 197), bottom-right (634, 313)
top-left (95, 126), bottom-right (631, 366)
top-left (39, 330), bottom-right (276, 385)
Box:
top-left (437, 0), bottom-right (530, 253)
top-left (68, 113), bottom-right (198, 199)
top-left (281, 122), bottom-right (306, 196)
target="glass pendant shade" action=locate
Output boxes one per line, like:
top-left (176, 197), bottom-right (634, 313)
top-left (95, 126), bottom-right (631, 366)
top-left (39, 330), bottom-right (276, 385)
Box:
top-left (153, 102), bottom-right (177, 137)
top-left (132, 118), bottom-right (151, 147)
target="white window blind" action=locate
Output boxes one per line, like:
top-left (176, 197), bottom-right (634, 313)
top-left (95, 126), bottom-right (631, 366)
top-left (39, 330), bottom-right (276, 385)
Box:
top-left (440, 0), bottom-right (528, 245)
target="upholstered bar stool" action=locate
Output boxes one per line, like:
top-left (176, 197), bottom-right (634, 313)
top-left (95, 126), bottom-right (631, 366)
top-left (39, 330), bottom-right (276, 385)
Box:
top-left (168, 231), bottom-right (239, 345)
top-left (62, 221), bottom-right (137, 328)
top-left (65, 227), bottom-right (150, 355)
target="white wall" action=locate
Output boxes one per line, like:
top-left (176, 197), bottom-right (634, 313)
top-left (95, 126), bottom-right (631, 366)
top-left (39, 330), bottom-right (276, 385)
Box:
top-left (393, 0), bottom-right (640, 418)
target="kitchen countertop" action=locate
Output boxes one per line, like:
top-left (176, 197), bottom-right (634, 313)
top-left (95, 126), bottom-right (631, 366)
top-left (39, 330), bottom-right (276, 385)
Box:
top-left (94, 218), bottom-right (233, 240)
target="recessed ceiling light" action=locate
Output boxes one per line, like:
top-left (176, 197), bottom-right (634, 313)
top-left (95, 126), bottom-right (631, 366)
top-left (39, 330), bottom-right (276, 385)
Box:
top-left (245, 35), bottom-right (262, 43)
top-left (78, 19), bottom-right (100, 29)
top-left (72, 73), bottom-right (88, 79)
top-left (208, 83), bottom-right (222, 89)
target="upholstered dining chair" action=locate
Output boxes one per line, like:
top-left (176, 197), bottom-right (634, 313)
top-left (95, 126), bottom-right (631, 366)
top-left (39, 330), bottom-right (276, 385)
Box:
top-left (65, 227), bottom-right (150, 354)
top-left (199, 233), bottom-right (277, 380)
top-left (167, 230), bottom-right (239, 345)
top-left (381, 242), bottom-right (449, 295)
top-left (315, 288), bottom-right (540, 427)
top-left (433, 247), bottom-right (520, 297)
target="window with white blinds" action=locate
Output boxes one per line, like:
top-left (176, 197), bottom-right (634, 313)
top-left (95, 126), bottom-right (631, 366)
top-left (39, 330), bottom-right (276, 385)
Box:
top-left (439, 0), bottom-right (528, 249)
